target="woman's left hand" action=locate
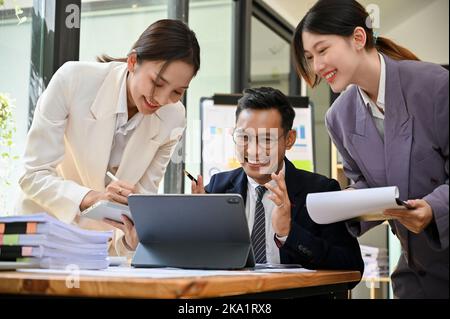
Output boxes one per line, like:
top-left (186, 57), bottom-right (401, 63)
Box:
top-left (265, 171), bottom-right (291, 237)
top-left (383, 199), bottom-right (434, 234)
top-left (103, 215), bottom-right (139, 250)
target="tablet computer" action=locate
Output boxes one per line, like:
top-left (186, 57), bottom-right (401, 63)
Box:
top-left (81, 200), bottom-right (132, 223)
top-left (128, 194), bottom-right (254, 270)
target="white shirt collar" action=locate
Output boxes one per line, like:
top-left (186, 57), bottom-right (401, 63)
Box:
top-left (115, 72), bottom-right (144, 135)
top-left (247, 161), bottom-right (286, 193)
top-left (358, 53), bottom-right (386, 119)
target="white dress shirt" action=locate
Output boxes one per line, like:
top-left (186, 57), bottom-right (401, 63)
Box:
top-left (245, 162), bottom-right (286, 264)
top-left (358, 53), bottom-right (386, 139)
top-left (107, 73), bottom-right (144, 179)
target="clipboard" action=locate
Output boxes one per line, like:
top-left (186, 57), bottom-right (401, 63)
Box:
top-left (81, 200), bottom-right (132, 223)
top-left (352, 198), bottom-right (413, 222)
top-left (307, 186), bottom-right (413, 224)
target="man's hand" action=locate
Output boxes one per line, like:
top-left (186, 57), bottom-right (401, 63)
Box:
top-left (265, 171), bottom-right (291, 237)
top-left (191, 175), bottom-right (206, 194)
top-left (383, 199), bottom-right (434, 234)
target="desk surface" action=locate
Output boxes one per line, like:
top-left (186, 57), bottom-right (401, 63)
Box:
top-left (0, 269), bottom-right (360, 299)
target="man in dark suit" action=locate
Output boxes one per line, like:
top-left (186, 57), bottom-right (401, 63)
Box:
top-left (192, 87), bottom-right (364, 275)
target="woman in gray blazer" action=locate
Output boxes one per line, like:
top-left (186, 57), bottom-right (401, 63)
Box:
top-left (292, 0), bottom-right (448, 298)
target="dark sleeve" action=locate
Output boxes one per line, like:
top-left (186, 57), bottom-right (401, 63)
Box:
top-left (281, 179), bottom-right (364, 279)
top-left (204, 172), bottom-right (218, 194)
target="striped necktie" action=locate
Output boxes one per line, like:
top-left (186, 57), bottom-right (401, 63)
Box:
top-left (251, 185), bottom-right (267, 263)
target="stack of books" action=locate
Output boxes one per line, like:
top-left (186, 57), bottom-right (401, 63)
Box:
top-left (360, 245), bottom-right (389, 278)
top-left (0, 213), bottom-right (113, 269)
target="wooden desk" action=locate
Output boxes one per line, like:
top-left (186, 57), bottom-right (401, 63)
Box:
top-left (0, 269), bottom-right (360, 299)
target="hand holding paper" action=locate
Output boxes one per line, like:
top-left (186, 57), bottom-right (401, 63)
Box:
top-left (306, 186), bottom-right (410, 224)
top-left (384, 199), bottom-right (433, 234)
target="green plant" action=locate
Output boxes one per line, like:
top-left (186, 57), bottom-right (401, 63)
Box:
top-left (0, 93), bottom-right (18, 186)
top-left (0, 0), bottom-right (27, 24)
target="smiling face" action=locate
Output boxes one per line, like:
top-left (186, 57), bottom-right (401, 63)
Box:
top-left (234, 108), bottom-right (295, 185)
top-left (302, 31), bottom-right (361, 93)
top-left (126, 56), bottom-right (194, 116)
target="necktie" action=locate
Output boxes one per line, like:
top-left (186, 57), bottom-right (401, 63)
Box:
top-left (251, 185), bottom-right (267, 263)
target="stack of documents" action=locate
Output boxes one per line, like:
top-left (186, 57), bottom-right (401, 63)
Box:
top-left (0, 213), bottom-right (112, 269)
top-left (360, 245), bottom-right (389, 278)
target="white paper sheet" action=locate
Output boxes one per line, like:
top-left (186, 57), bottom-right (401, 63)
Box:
top-left (17, 265), bottom-right (314, 278)
top-left (17, 266), bottom-right (270, 278)
top-left (306, 186), bottom-right (407, 224)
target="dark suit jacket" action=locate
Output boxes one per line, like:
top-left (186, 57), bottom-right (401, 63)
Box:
top-left (205, 158), bottom-right (364, 276)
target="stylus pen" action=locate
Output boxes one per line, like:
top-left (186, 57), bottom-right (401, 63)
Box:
top-left (183, 169), bottom-right (198, 184)
top-left (106, 171), bottom-right (119, 182)
top-left (184, 170), bottom-right (209, 193)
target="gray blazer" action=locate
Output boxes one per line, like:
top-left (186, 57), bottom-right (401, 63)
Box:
top-left (326, 54), bottom-right (448, 299)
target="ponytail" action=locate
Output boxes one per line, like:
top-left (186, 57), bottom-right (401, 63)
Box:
top-left (375, 36), bottom-right (420, 61)
top-left (96, 54), bottom-right (127, 63)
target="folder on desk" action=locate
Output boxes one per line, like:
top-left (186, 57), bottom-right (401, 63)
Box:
top-left (129, 194), bottom-right (255, 270)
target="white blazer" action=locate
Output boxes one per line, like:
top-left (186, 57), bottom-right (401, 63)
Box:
top-left (15, 61), bottom-right (186, 255)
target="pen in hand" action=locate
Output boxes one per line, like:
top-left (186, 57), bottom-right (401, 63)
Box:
top-left (184, 169), bottom-right (198, 184)
top-left (106, 171), bottom-right (134, 200)
top-left (106, 171), bottom-right (119, 182)
top-left (184, 170), bottom-right (208, 194)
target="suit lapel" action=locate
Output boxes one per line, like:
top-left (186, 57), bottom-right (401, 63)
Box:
top-left (225, 169), bottom-right (248, 201)
top-left (82, 63), bottom-right (127, 191)
top-left (383, 54), bottom-right (413, 200)
top-left (348, 88), bottom-right (387, 186)
top-left (279, 159), bottom-right (305, 262)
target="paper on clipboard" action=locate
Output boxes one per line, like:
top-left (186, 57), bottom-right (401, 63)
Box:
top-left (81, 200), bottom-right (131, 223)
top-left (306, 186), bottom-right (410, 224)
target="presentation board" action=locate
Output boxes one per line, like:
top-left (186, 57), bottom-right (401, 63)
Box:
top-left (200, 94), bottom-right (315, 185)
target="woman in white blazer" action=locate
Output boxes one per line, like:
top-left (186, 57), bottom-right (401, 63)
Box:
top-left (16, 19), bottom-right (200, 255)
